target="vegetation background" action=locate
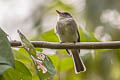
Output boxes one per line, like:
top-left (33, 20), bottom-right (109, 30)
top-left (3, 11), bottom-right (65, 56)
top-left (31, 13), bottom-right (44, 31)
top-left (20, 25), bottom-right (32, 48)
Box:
top-left (0, 0), bottom-right (120, 80)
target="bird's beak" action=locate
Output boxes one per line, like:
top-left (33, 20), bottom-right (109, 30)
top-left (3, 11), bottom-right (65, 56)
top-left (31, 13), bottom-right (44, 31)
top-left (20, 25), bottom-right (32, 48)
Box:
top-left (56, 10), bottom-right (61, 14)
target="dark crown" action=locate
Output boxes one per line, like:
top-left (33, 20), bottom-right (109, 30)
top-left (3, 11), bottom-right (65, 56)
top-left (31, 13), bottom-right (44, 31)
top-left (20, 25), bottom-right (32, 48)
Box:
top-left (62, 12), bottom-right (72, 16)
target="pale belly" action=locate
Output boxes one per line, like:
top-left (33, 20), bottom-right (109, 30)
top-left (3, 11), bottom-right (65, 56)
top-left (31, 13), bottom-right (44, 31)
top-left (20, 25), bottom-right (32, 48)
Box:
top-left (57, 26), bottom-right (78, 42)
top-left (59, 33), bottom-right (78, 42)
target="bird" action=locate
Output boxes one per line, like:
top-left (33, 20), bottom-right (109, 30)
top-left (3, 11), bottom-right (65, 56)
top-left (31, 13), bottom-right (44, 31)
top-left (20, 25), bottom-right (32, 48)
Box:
top-left (55, 10), bottom-right (86, 74)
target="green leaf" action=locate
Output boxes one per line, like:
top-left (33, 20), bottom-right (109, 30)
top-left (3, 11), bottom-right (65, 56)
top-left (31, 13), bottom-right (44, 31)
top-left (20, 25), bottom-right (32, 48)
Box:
top-left (40, 29), bottom-right (59, 42)
top-left (17, 30), bottom-right (36, 57)
top-left (13, 49), bottom-right (40, 80)
top-left (13, 49), bottom-right (33, 65)
top-left (59, 57), bottom-right (73, 71)
top-left (37, 53), bottom-right (56, 79)
top-left (35, 48), bottom-right (43, 52)
top-left (0, 28), bottom-right (14, 75)
top-left (18, 30), bottom-right (56, 80)
top-left (0, 28), bottom-right (8, 37)
top-left (0, 60), bottom-right (32, 80)
top-left (78, 26), bottom-right (99, 42)
top-left (49, 55), bottom-right (59, 70)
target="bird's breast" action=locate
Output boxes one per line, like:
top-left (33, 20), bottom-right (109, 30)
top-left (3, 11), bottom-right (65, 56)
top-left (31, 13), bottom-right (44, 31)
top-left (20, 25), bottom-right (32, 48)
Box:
top-left (56, 19), bottom-right (78, 42)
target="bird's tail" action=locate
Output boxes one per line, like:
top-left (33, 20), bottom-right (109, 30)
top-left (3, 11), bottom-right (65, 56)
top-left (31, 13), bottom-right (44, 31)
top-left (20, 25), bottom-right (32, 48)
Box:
top-left (71, 49), bottom-right (86, 74)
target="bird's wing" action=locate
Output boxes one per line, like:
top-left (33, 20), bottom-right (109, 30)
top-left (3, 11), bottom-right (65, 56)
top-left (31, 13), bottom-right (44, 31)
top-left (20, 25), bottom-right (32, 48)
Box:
top-left (68, 18), bottom-right (80, 42)
top-left (77, 30), bottom-right (80, 42)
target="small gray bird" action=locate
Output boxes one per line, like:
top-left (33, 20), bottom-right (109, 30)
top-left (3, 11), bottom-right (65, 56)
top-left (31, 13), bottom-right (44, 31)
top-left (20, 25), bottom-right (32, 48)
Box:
top-left (55, 10), bottom-right (86, 74)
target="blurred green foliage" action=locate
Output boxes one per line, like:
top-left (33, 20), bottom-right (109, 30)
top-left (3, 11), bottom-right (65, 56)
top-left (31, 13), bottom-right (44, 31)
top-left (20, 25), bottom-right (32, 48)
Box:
top-left (0, 61), bottom-right (32, 80)
top-left (0, 25), bottom-right (120, 80)
top-left (40, 29), bottom-right (59, 42)
top-left (85, 0), bottom-right (120, 40)
top-left (0, 28), bottom-right (14, 75)
top-left (1, 0), bottom-right (120, 80)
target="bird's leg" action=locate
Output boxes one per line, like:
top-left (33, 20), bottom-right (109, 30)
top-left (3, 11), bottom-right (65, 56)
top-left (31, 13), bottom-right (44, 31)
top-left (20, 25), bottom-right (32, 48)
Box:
top-left (60, 41), bottom-right (71, 55)
top-left (66, 49), bottom-right (71, 55)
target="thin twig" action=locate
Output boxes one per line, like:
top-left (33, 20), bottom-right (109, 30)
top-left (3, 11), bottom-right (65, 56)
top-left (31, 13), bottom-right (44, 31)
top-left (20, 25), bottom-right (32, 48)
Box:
top-left (10, 41), bottom-right (120, 49)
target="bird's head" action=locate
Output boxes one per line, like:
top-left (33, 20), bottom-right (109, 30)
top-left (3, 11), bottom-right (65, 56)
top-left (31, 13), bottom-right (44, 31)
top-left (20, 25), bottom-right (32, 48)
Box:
top-left (56, 10), bottom-right (72, 19)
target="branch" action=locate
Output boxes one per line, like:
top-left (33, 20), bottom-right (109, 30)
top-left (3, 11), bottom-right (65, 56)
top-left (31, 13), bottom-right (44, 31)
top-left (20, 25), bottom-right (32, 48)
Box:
top-left (10, 41), bottom-right (120, 49)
